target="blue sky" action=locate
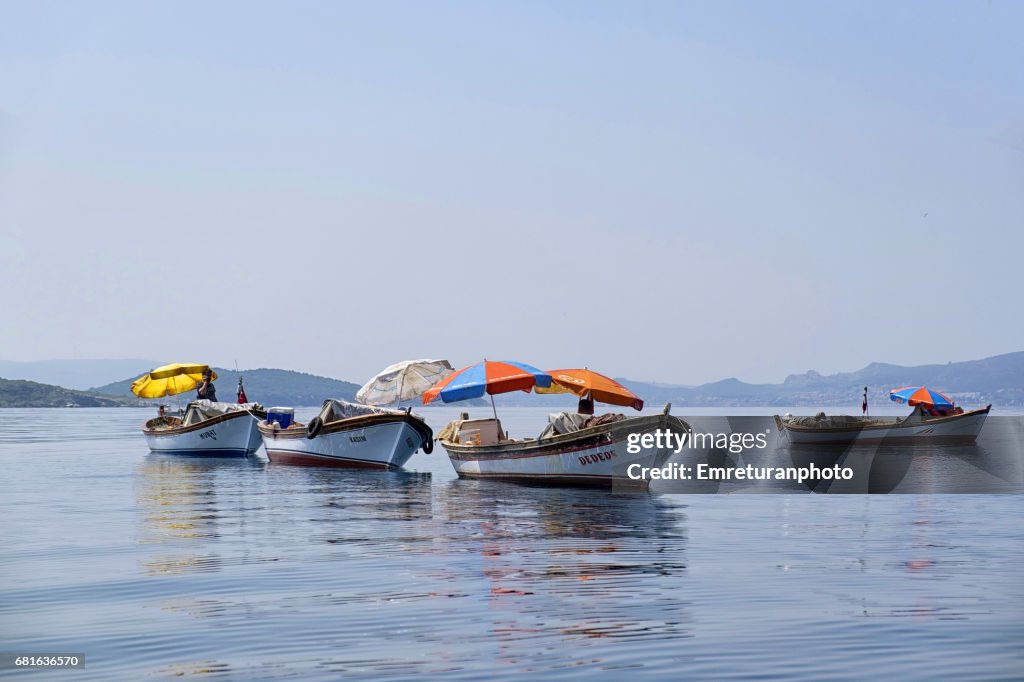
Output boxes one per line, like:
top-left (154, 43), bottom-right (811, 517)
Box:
top-left (1, 1), bottom-right (1021, 384)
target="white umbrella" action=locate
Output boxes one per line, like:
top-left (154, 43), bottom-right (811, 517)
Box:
top-left (357, 359), bottom-right (455, 406)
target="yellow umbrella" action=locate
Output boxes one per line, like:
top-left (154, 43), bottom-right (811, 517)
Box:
top-left (131, 363), bottom-right (218, 399)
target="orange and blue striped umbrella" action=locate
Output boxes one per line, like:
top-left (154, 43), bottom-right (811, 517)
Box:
top-left (422, 360), bottom-right (552, 404)
top-left (889, 386), bottom-right (954, 409)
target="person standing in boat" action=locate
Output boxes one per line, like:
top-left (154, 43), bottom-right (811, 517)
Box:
top-left (197, 369), bottom-right (217, 402)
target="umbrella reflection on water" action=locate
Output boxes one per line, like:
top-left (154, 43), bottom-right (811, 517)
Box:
top-left (434, 481), bottom-right (692, 655)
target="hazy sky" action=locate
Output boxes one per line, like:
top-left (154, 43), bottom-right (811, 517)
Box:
top-left (2, 1), bottom-right (1021, 385)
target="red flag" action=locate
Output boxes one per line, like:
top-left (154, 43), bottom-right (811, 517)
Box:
top-left (237, 376), bottom-right (248, 404)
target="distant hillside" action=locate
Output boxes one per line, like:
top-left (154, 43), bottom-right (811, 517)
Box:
top-left (6, 351), bottom-right (1022, 409)
top-left (0, 359), bottom-right (159, 391)
top-left (780, 353), bottom-right (1024, 393)
top-left (0, 378), bottom-right (131, 407)
top-left (93, 367), bottom-right (361, 407)
top-left (619, 351), bottom-right (1024, 407)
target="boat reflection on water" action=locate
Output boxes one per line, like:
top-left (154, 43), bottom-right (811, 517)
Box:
top-left (136, 454), bottom-right (226, 569)
top-left (257, 465), bottom-right (437, 562)
top-left (785, 439), bottom-right (1023, 493)
top-left (441, 479), bottom-right (684, 539)
top-left (435, 481), bottom-right (691, 654)
top-left (134, 454), bottom-right (262, 576)
top-left (287, 466), bottom-right (434, 524)
top-left (785, 414), bottom-right (1024, 493)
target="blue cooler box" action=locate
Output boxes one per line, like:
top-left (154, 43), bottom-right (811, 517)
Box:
top-left (267, 407), bottom-right (295, 429)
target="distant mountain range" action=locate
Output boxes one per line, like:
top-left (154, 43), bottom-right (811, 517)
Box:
top-left (616, 351), bottom-right (1024, 408)
top-left (92, 368), bottom-right (361, 407)
top-left (1, 352), bottom-right (1022, 408)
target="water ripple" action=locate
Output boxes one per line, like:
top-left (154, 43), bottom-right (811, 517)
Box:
top-left (0, 409), bottom-right (1022, 680)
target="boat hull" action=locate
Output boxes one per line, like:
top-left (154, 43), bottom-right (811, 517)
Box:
top-left (258, 413), bottom-right (431, 469)
top-left (441, 413), bottom-right (689, 487)
top-left (776, 406), bottom-right (991, 446)
top-left (143, 410), bottom-right (263, 457)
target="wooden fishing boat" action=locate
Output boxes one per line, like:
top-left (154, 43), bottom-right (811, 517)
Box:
top-left (143, 400), bottom-right (265, 456)
top-left (257, 399), bottom-right (433, 469)
top-left (775, 404), bottom-right (991, 446)
top-left (437, 408), bottom-right (690, 487)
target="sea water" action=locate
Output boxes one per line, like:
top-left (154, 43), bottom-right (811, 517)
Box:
top-left (1, 407), bottom-right (1021, 680)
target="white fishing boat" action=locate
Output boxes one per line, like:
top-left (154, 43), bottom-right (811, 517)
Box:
top-left (257, 399), bottom-right (434, 469)
top-left (437, 408), bottom-right (690, 487)
top-left (143, 400), bottom-right (265, 456)
top-left (775, 404), bottom-right (991, 446)
top-left (423, 360), bottom-right (687, 487)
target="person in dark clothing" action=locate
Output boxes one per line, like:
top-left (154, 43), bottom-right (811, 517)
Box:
top-left (197, 369), bottom-right (217, 402)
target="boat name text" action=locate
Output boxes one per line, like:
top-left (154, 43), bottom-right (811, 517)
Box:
top-left (578, 450), bottom-right (616, 466)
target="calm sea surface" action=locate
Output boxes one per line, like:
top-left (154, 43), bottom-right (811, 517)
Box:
top-left (1, 407), bottom-right (1022, 680)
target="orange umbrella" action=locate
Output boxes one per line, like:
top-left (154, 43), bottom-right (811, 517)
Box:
top-left (535, 368), bottom-right (644, 411)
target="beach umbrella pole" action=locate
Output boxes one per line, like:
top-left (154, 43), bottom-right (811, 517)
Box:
top-left (489, 393), bottom-right (499, 421)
